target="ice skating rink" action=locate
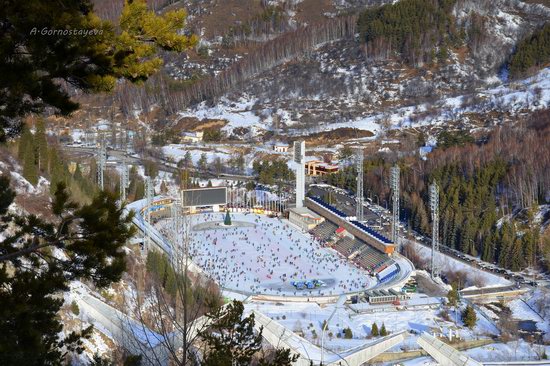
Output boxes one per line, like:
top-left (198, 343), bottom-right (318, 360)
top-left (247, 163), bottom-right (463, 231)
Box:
top-left (158, 212), bottom-right (375, 296)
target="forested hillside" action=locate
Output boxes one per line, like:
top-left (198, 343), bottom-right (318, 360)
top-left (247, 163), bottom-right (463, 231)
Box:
top-left (357, 0), bottom-right (458, 65)
top-left (325, 109), bottom-right (550, 272)
top-left (510, 22), bottom-right (550, 78)
top-left (402, 112), bottom-right (549, 270)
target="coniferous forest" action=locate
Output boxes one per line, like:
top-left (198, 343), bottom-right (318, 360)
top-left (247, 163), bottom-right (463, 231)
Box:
top-left (357, 0), bottom-right (458, 65)
top-left (509, 23), bottom-right (550, 78)
top-left (324, 110), bottom-right (550, 272)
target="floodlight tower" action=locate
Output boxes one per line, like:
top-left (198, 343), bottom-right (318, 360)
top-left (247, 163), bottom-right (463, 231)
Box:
top-left (430, 182), bottom-right (440, 279)
top-left (171, 199), bottom-right (182, 263)
top-left (390, 165), bottom-right (400, 246)
top-left (119, 160), bottom-right (129, 202)
top-left (144, 176), bottom-right (154, 251)
top-left (293, 141), bottom-right (305, 208)
top-left (356, 148), bottom-right (364, 221)
top-left (97, 134), bottom-right (107, 190)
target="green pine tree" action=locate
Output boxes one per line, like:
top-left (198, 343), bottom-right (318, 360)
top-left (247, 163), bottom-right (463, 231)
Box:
top-left (22, 139), bottom-right (38, 185)
top-left (35, 118), bottom-right (48, 172)
top-left (1, 0), bottom-right (198, 141)
top-left (18, 125), bottom-right (33, 162)
top-left (380, 323), bottom-right (388, 336)
top-left (447, 286), bottom-right (459, 307)
top-left (0, 180), bottom-right (134, 365)
top-left (224, 211), bottom-right (232, 226)
top-left (371, 322), bottom-right (379, 336)
top-left (461, 305), bottom-right (477, 329)
top-left (199, 301), bottom-right (298, 366)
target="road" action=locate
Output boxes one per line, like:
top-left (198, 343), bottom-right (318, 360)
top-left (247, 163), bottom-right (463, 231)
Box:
top-left (62, 145), bottom-right (255, 182)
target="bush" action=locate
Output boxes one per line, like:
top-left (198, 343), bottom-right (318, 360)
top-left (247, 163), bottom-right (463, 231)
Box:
top-left (438, 309), bottom-right (450, 321)
top-left (70, 301), bottom-right (79, 316)
top-left (343, 327), bottom-right (353, 339)
top-left (380, 323), bottom-right (388, 336)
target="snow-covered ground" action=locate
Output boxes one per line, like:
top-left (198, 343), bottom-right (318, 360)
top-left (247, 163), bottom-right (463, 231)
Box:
top-left (245, 297), bottom-right (498, 355)
top-left (521, 288), bottom-right (550, 341)
top-left (155, 212), bottom-right (376, 296)
top-left (405, 239), bottom-right (512, 288)
top-left (175, 65), bottom-right (550, 139)
top-left (400, 340), bottom-right (550, 365)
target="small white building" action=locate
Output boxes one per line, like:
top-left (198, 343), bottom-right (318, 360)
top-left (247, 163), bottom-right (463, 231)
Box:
top-left (181, 131), bottom-right (204, 143)
top-left (273, 144), bottom-right (289, 153)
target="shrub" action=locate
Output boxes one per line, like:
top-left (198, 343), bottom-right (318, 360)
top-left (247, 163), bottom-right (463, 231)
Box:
top-left (70, 301), bottom-right (79, 316)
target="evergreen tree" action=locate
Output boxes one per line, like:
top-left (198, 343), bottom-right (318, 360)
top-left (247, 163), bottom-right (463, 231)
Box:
top-left (197, 153), bottom-right (208, 175)
top-left (461, 305), bottom-right (477, 329)
top-left (48, 147), bottom-right (67, 195)
top-left (447, 286), bottom-right (459, 307)
top-left (134, 180), bottom-right (145, 200)
top-left (224, 211), bottom-right (232, 226)
top-left (35, 118), bottom-right (48, 172)
top-left (0, 0), bottom-right (198, 140)
top-left (199, 301), bottom-right (297, 366)
top-left (22, 138), bottom-right (38, 185)
top-left (509, 23), bottom-right (550, 78)
top-left (183, 151), bottom-right (193, 169)
top-left (18, 125), bottom-right (33, 162)
top-left (510, 238), bottom-right (525, 271)
top-left (0, 180), bottom-right (134, 364)
top-left (371, 322), bottom-right (379, 336)
top-left (380, 323), bottom-right (388, 336)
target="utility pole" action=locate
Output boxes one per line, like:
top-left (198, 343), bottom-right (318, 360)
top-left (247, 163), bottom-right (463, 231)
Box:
top-left (430, 182), bottom-right (440, 279)
top-left (390, 165), bottom-right (400, 246)
top-left (356, 148), bottom-right (364, 221)
top-left (144, 176), bottom-right (154, 252)
top-left (97, 133), bottom-right (106, 190)
top-left (119, 159), bottom-right (129, 202)
top-left (171, 198), bottom-right (182, 264)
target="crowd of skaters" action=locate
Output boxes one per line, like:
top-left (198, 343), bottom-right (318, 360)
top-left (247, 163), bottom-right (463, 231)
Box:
top-left (157, 213), bottom-right (372, 296)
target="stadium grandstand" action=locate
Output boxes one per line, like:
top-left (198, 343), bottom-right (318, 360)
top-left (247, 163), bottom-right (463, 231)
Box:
top-left (305, 195), bottom-right (399, 276)
top-left (305, 196), bottom-right (395, 254)
top-left (310, 220), bottom-right (339, 242)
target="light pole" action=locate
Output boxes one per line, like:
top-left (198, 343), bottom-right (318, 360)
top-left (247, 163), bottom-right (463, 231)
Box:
top-left (372, 195), bottom-right (383, 228)
top-left (321, 296), bottom-right (347, 365)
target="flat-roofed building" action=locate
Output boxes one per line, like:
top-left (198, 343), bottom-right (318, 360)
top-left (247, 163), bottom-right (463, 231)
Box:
top-left (305, 160), bottom-right (339, 176)
top-left (273, 144), bottom-right (289, 153)
top-left (366, 289), bottom-right (410, 304)
top-left (288, 206), bottom-right (324, 231)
